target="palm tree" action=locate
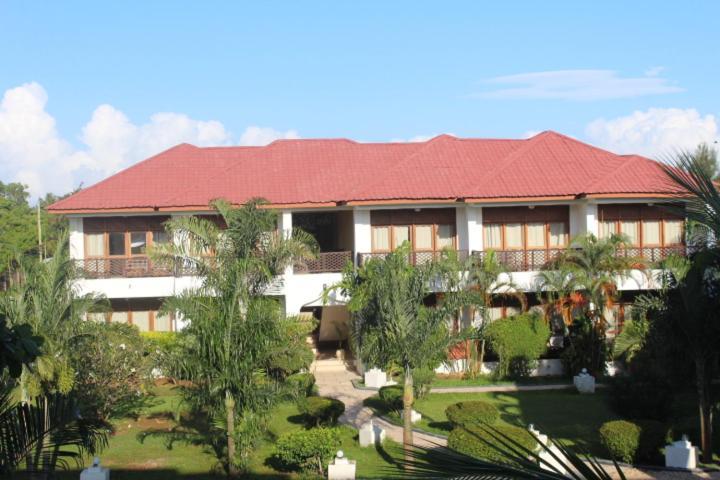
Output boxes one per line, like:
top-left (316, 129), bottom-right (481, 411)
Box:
top-left (535, 267), bottom-right (578, 327)
top-left (0, 233), bottom-right (105, 397)
top-left (332, 245), bottom-right (464, 461)
top-left (463, 250), bottom-right (522, 376)
top-left (151, 198), bottom-right (316, 476)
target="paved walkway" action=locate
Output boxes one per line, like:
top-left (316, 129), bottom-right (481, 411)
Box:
top-left (313, 359), bottom-right (719, 479)
top-left (313, 361), bottom-right (446, 448)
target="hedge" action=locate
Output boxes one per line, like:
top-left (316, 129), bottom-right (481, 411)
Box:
top-left (274, 427), bottom-right (341, 475)
top-left (445, 401), bottom-right (499, 429)
top-left (484, 312), bottom-right (550, 379)
top-left (448, 424), bottom-right (537, 464)
top-left (299, 396), bottom-right (345, 426)
top-left (287, 372), bottom-right (316, 398)
top-left (599, 420), bottom-right (668, 464)
top-left (379, 385), bottom-right (404, 411)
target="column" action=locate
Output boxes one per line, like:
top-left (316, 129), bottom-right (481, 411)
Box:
top-left (68, 217), bottom-right (84, 259)
top-left (353, 208), bottom-right (371, 265)
top-left (467, 206), bottom-right (483, 252)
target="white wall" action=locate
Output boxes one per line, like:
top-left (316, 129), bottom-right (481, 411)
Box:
top-left (353, 209), bottom-right (371, 259)
top-left (68, 217), bottom-right (84, 260)
top-left (283, 272), bottom-right (346, 315)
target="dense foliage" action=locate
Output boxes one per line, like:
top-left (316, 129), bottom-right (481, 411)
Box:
top-left (273, 427), bottom-right (341, 476)
top-left (299, 396), bottom-right (345, 427)
top-left (378, 385), bottom-right (404, 411)
top-left (286, 372), bottom-right (316, 399)
top-left (599, 420), bottom-right (667, 464)
top-left (445, 401), bottom-right (499, 429)
top-left (608, 372), bottom-right (674, 422)
top-left (71, 322), bottom-right (153, 420)
top-left (447, 424), bottom-right (537, 465)
top-left (484, 312), bottom-right (550, 378)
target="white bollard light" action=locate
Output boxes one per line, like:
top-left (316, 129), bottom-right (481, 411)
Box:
top-left (328, 450), bottom-right (356, 480)
top-left (80, 457), bottom-right (110, 480)
top-left (665, 435), bottom-right (698, 470)
top-left (359, 420), bottom-right (386, 447)
top-left (364, 368), bottom-right (387, 388)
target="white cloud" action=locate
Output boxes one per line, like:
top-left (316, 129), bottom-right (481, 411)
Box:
top-left (0, 82), bottom-right (300, 198)
top-left (474, 69), bottom-right (683, 101)
top-left (585, 107), bottom-right (718, 158)
top-left (238, 126), bottom-right (299, 146)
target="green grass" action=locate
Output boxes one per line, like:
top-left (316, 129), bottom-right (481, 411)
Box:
top-left (366, 389), bottom-right (622, 456)
top-left (430, 375), bottom-right (571, 388)
top-left (51, 383), bottom-right (402, 479)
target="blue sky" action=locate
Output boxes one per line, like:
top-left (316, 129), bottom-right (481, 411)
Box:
top-left (1, 1), bottom-right (719, 197)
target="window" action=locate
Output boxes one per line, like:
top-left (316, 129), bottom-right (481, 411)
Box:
top-left (526, 222), bottom-right (546, 248)
top-left (599, 221), bottom-right (617, 239)
top-left (132, 311), bottom-right (151, 332)
top-left (154, 312), bottom-right (172, 332)
top-left (392, 225), bottom-right (410, 248)
top-left (620, 220), bottom-right (639, 245)
top-left (642, 220), bottom-right (661, 245)
top-left (504, 223), bottom-right (524, 249)
top-left (372, 226), bottom-right (390, 251)
top-left (484, 224), bottom-right (502, 249)
top-left (153, 230), bottom-right (170, 245)
top-left (436, 224), bottom-right (454, 249)
top-left (548, 222), bottom-right (568, 247)
top-left (664, 220), bottom-right (683, 245)
top-left (130, 232), bottom-right (147, 255)
top-left (414, 225), bottom-right (434, 250)
top-left (86, 233), bottom-right (105, 257)
top-left (108, 232), bottom-right (126, 256)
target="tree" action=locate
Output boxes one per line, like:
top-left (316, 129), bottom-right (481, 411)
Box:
top-left (690, 143), bottom-right (719, 181)
top-left (152, 198), bottom-right (316, 476)
top-left (462, 250), bottom-right (521, 377)
top-left (548, 234), bottom-right (638, 374)
top-left (332, 245), bottom-right (464, 460)
top-left (0, 233), bottom-right (105, 399)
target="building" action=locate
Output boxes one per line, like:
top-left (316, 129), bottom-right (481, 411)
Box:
top-left (48, 131), bottom-right (686, 345)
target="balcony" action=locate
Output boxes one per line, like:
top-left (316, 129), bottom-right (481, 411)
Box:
top-left (75, 257), bottom-right (175, 279)
top-left (294, 251), bottom-right (352, 274)
top-left (358, 250), bottom-right (469, 266)
top-left (472, 245), bottom-right (691, 273)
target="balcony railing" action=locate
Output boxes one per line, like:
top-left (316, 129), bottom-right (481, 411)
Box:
top-left (472, 245), bottom-right (691, 272)
top-left (294, 251), bottom-right (352, 274)
top-left (473, 249), bottom-right (565, 272)
top-left (76, 257), bottom-right (175, 279)
top-left (358, 250), bottom-right (469, 266)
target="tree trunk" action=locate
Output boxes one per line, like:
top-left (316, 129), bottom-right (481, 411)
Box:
top-left (225, 390), bottom-right (238, 477)
top-left (402, 366), bottom-right (414, 465)
top-left (695, 358), bottom-right (713, 464)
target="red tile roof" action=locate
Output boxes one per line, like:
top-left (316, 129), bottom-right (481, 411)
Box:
top-left (49, 131), bottom-right (682, 213)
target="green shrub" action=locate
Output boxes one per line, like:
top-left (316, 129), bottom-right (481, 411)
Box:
top-left (485, 312), bottom-right (550, 378)
top-left (410, 367), bottom-right (435, 400)
top-left (378, 384), bottom-right (403, 411)
top-left (561, 317), bottom-right (608, 377)
top-left (269, 316), bottom-right (317, 378)
top-left (141, 331), bottom-right (182, 377)
top-left (608, 372), bottom-right (674, 421)
top-left (299, 396), bottom-right (345, 426)
top-left (447, 424), bottom-right (537, 464)
top-left (599, 420), bottom-right (668, 464)
top-left (287, 372), bottom-right (316, 398)
top-left (445, 401), bottom-right (499, 429)
top-left (274, 427), bottom-right (341, 475)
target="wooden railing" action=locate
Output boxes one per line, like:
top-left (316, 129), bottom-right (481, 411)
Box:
top-left (472, 245), bottom-right (691, 272)
top-left (294, 251), bottom-right (352, 274)
top-left (75, 257), bottom-right (175, 279)
top-left (358, 250), bottom-right (469, 266)
top-left (473, 249), bottom-right (565, 272)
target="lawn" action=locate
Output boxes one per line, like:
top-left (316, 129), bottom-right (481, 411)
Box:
top-left (52, 383), bottom-right (403, 479)
top-left (430, 375), bottom-right (572, 388)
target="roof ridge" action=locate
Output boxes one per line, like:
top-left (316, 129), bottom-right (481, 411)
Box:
top-left (49, 143), bottom-right (199, 210)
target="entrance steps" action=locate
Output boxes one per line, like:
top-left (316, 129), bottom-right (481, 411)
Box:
top-left (312, 357), bottom-right (349, 373)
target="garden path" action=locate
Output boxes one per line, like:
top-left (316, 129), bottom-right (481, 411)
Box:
top-left (312, 358), bottom-right (720, 480)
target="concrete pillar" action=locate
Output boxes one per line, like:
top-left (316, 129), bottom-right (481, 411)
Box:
top-left (68, 217), bottom-right (84, 259)
top-left (455, 206), bottom-right (469, 251)
top-left (278, 210), bottom-right (293, 276)
top-left (467, 206), bottom-right (483, 252)
top-left (585, 202), bottom-right (599, 237)
top-left (353, 209), bottom-right (371, 264)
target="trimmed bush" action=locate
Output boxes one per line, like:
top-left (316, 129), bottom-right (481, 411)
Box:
top-left (379, 384), bottom-right (404, 411)
top-left (448, 424), bottom-right (537, 464)
top-left (274, 427), bottom-right (341, 475)
top-left (599, 420), bottom-right (668, 464)
top-left (445, 401), bottom-right (499, 429)
top-left (299, 396), bottom-right (345, 426)
top-left (287, 372), bottom-right (316, 398)
top-left (485, 313), bottom-right (550, 379)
